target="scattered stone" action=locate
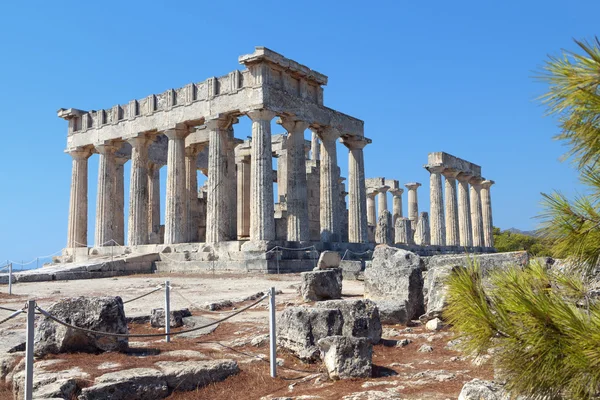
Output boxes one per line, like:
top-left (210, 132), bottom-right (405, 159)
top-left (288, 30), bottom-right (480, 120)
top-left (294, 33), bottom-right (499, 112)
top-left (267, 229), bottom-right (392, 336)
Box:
top-left (160, 350), bottom-right (206, 359)
top-left (417, 344), bottom-right (433, 353)
top-left (361, 380), bottom-right (396, 388)
top-left (150, 308), bottom-right (191, 328)
top-left (178, 316), bottom-right (219, 338)
top-left (458, 379), bottom-right (512, 400)
top-left (97, 362), bottom-right (121, 370)
top-left (126, 315), bottom-right (151, 324)
top-left (79, 368), bottom-right (168, 400)
top-left (300, 269), bottom-right (342, 302)
top-left (205, 300), bottom-right (233, 311)
top-left (426, 318), bottom-right (443, 331)
top-left (251, 334), bottom-right (269, 347)
top-left (373, 300), bottom-right (408, 324)
top-left (13, 367), bottom-right (90, 400)
top-left (314, 299), bottom-right (382, 344)
top-left (155, 359), bottom-right (239, 392)
top-left (34, 296), bottom-right (128, 356)
top-left (396, 338), bottom-right (411, 347)
top-left (318, 336), bottom-right (372, 380)
top-left (316, 251), bottom-right (342, 270)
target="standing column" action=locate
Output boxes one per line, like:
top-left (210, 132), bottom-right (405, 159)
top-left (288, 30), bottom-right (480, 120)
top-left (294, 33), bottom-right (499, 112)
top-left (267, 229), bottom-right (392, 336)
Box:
top-left (247, 110), bottom-right (276, 241)
top-left (319, 127), bottom-right (341, 242)
top-left (311, 130), bottom-right (320, 161)
top-left (426, 165), bottom-right (446, 246)
top-left (94, 142), bottom-right (118, 247)
top-left (66, 147), bottom-right (92, 248)
top-left (281, 118), bottom-right (310, 242)
top-left (470, 176), bottom-right (485, 247)
top-left (127, 135), bottom-right (151, 246)
top-left (185, 144), bottom-right (202, 242)
top-left (442, 169), bottom-right (460, 246)
top-left (114, 156), bottom-right (127, 246)
top-left (147, 162), bottom-right (161, 243)
top-left (367, 190), bottom-right (378, 226)
top-left (389, 188), bottom-right (404, 226)
top-left (276, 150), bottom-right (288, 203)
top-left (342, 136), bottom-right (369, 243)
top-left (377, 186), bottom-right (390, 219)
top-left (405, 182), bottom-right (421, 232)
top-left (481, 180), bottom-right (495, 248)
top-left (164, 128), bottom-right (190, 245)
top-left (457, 173), bottom-right (473, 247)
top-left (226, 136), bottom-right (239, 241)
top-left (236, 157), bottom-right (251, 239)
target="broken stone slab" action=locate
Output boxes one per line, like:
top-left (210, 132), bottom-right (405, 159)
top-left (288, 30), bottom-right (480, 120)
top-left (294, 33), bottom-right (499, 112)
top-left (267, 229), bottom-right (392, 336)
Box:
top-left (178, 316), bottom-right (219, 338)
top-left (34, 296), bottom-right (128, 357)
top-left (12, 367), bottom-right (90, 400)
top-left (316, 251), bottom-right (341, 270)
top-left (373, 300), bottom-right (409, 325)
top-left (78, 368), bottom-right (169, 400)
top-left (339, 260), bottom-right (364, 281)
top-left (458, 379), bottom-right (512, 400)
top-left (314, 299), bottom-right (382, 344)
top-left (277, 307), bottom-right (343, 362)
top-left (150, 308), bottom-right (191, 328)
top-left (154, 359), bottom-right (239, 392)
top-left (300, 268), bottom-right (342, 302)
top-left (204, 299), bottom-right (233, 311)
top-left (426, 251), bottom-right (529, 275)
top-left (318, 336), bottom-right (372, 380)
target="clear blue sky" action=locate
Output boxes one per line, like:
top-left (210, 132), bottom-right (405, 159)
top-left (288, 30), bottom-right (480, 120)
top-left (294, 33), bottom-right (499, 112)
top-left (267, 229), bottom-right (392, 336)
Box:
top-left (0, 0), bottom-right (596, 265)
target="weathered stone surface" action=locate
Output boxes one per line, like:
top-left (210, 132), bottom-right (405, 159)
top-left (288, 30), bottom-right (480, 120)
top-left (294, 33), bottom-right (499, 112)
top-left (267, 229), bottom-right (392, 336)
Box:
top-left (0, 353), bottom-right (19, 382)
top-left (13, 367), bottom-right (89, 400)
top-left (318, 336), bottom-right (372, 379)
top-left (300, 268), bottom-right (342, 301)
top-left (150, 308), bottom-right (191, 328)
top-left (426, 318), bottom-right (443, 331)
top-left (0, 330), bottom-right (26, 354)
top-left (458, 379), bottom-right (511, 400)
top-left (375, 210), bottom-right (392, 245)
top-left (414, 212), bottom-right (430, 246)
top-left (34, 296), bottom-right (128, 356)
top-left (277, 307), bottom-right (343, 361)
top-left (79, 368), bottom-right (168, 400)
top-left (424, 265), bottom-right (457, 319)
top-left (427, 251), bottom-right (529, 274)
top-left (155, 359), bottom-right (239, 392)
top-left (374, 300), bottom-right (409, 324)
top-left (178, 316), bottom-right (219, 338)
top-left (314, 299), bottom-right (382, 344)
top-left (364, 246), bottom-right (424, 322)
top-left (316, 250), bottom-right (341, 269)
top-left (340, 260), bottom-right (364, 280)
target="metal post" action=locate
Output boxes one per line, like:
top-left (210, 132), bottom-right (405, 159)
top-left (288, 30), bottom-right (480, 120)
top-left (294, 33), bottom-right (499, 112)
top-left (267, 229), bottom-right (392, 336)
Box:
top-left (165, 280), bottom-right (170, 343)
top-left (8, 263), bottom-right (12, 296)
top-left (269, 286), bottom-right (277, 378)
top-left (24, 299), bottom-right (35, 400)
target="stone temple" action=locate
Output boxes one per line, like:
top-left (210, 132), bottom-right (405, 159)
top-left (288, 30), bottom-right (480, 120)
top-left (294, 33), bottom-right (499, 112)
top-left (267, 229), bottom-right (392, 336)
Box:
top-left (57, 47), bottom-right (495, 272)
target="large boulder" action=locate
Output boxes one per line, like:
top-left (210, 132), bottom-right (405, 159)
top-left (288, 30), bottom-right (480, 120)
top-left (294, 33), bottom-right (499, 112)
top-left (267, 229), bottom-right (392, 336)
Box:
top-left (34, 296), bottom-right (128, 357)
top-left (318, 336), bottom-right (372, 379)
top-left (424, 265), bottom-right (458, 320)
top-left (375, 300), bottom-right (408, 324)
top-left (300, 268), bottom-right (342, 301)
top-left (316, 251), bottom-right (341, 269)
top-left (277, 307), bottom-right (343, 361)
top-left (78, 368), bottom-right (168, 400)
top-left (426, 251), bottom-right (529, 275)
top-left (364, 246), bottom-right (424, 322)
top-left (458, 379), bottom-right (511, 400)
top-left (155, 359), bottom-right (239, 392)
top-left (314, 299), bottom-right (382, 344)
top-left (150, 308), bottom-right (192, 328)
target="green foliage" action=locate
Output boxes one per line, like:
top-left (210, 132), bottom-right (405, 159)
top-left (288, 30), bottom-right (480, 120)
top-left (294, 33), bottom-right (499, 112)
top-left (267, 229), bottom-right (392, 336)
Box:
top-left (492, 227), bottom-right (554, 256)
top-left (444, 260), bottom-right (600, 399)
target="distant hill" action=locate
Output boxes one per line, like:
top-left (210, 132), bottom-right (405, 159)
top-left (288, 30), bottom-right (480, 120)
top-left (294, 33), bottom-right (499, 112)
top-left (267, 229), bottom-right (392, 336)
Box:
top-left (505, 228), bottom-right (539, 237)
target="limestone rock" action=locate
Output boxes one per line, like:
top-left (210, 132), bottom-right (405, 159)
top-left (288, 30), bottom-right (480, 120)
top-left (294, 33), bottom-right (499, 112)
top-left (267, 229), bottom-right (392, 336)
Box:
top-left (150, 308), bottom-right (192, 328)
top-left (0, 353), bottom-right (19, 382)
top-left (414, 212), bottom-right (430, 246)
top-left (34, 296), bottom-right (128, 357)
top-left (373, 300), bottom-right (408, 325)
top-left (79, 368), bottom-right (168, 400)
top-left (318, 336), bottom-right (372, 379)
top-left (424, 265), bottom-right (457, 319)
top-left (13, 367), bottom-right (89, 400)
top-left (364, 246), bottom-right (424, 322)
top-left (277, 307), bottom-right (343, 361)
top-left (418, 344), bottom-right (433, 353)
top-left (426, 251), bottom-right (529, 276)
top-left (314, 299), bottom-right (382, 344)
top-left (316, 251), bottom-right (341, 269)
top-left (426, 318), bottom-right (443, 331)
top-left (375, 210), bottom-right (392, 245)
top-left (155, 359), bottom-right (239, 392)
top-left (394, 218), bottom-right (413, 245)
top-left (300, 268), bottom-right (342, 302)
top-left (458, 379), bottom-right (511, 400)
top-left (178, 315), bottom-right (219, 338)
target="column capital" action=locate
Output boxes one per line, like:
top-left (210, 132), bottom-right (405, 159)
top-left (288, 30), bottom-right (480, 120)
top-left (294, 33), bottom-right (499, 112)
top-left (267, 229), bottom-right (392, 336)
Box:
top-left (469, 176), bottom-right (485, 186)
top-left (456, 172), bottom-right (472, 183)
top-left (404, 182), bottom-right (421, 190)
top-left (442, 168), bottom-right (461, 179)
top-left (126, 133), bottom-right (153, 148)
top-left (185, 142), bottom-right (205, 157)
top-left (115, 155), bottom-right (128, 166)
top-left (316, 126), bottom-right (340, 143)
top-left (277, 116), bottom-right (310, 133)
top-left (341, 134), bottom-right (371, 150)
top-left (425, 164), bottom-right (445, 174)
top-left (246, 109), bottom-right (276, 122)
top-left (377, 185), bottom-right (390, 193)
top-left (205, 115), bottom-right (237, 131)
top-left (94, 142), bottom-right (119, 155)
top-left (164, 128), bottom-right (190, 140)
top-left (389, 188), bottom-right (404, 197)
top-left (481, 180), bottom-right (495, 189)
top-left (66, 146), bottom-right (93, 160)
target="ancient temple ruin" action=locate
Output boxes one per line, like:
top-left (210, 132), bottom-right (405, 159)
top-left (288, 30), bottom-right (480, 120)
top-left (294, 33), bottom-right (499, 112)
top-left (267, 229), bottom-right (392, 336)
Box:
top-left (57, 47), bottom-right (495, 272)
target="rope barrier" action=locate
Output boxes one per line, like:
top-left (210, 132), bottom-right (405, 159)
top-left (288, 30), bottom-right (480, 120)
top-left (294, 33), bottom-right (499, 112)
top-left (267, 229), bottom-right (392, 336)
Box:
top-left (123, 286), bottom-right (164, 304)
top-left (0, 305), bottom-right (22, 313)
top-left (36, 293), bottom-right (268, 339)
top-left (0, 308), bottom-right (25, 326)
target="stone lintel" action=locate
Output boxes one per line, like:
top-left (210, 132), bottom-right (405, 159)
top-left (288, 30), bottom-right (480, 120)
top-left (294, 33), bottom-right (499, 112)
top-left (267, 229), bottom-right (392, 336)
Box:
top-left (58, 108), bottom-right (87, 120)
top-left (427, 152), bottom-right (481, 176)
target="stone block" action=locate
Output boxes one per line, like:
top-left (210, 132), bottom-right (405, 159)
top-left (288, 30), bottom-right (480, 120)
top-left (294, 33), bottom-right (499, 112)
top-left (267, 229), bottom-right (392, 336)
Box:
top-left (150, 308), bottom-right (192, 328)
top-left (318, 336), bottom-right (372, 380)
top-left (316, 251), bottom-right (341, 269)
top-left (314, 299), bottom-right (382, 344)
top-left (300, 268), bottom-right (342, 302)
top-left (154, 359), bottom-right (239, 392)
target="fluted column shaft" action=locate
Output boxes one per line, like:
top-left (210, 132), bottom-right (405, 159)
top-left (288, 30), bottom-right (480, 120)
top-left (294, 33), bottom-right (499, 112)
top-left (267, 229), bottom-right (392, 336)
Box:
top-left (405, 182), bottom-right (421, 233)
top-left (311, 131), bottom-right (320, 161)
top-left (481, 180), bottom-right (495, 248)
top-left (367, 192), bottom-right (377, 226)
top-left (95, 143), bottom-right (118, 247)
top-left (377, 187), bottom-right (390, 219)
top-left (390, 188), bottom-right (404, 227)
top-left (237, 158), bottom-right (251, 239)
top-left (427, 165), bottom-right (445, 246)
top-left (164, 128), bottom-right (189, 244)
top-left (113, 157), bottom-right (127, 246)
top-left (457, 174), bottom-right (473, 247)
top-left (247, 110), bottom-right (276, 241)
top-left (470, 177), bottom-right (484, 247)
top-left (147, 163), bottom-right (161, 243)
top-left (443, 170), bottom-right (460, 246)
top-left (185, 144), bottom-right (202, 243)
top-left (127, 136), bottom-right (150, 246)
top-left (66, 147), bottom-right (92, 248)
top-left (343, 136), bottom-right (369, 243)
top-left (319, 127), bottom-right (340, 242)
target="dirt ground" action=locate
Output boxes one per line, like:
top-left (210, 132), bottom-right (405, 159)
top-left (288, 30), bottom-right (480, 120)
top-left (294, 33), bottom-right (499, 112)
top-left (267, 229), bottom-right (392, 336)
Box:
top-left (0, 273), bottom-right (492, 399)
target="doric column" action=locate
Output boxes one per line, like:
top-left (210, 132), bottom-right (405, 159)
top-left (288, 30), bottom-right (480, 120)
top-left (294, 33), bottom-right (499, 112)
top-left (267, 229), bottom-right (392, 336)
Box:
top-left (226, 137), bottom-right (239, 241)
top-left (394, 217), bottom-right (412, 245)
top-left (404, 182), bottom-right (421, 232)
top-left (147, 162), bottom-right (161, 243)
top-left (127, 135), bottom-right (151, 246)
top-left (342, 135), bottom-right (370, 243)
top-left (114, 155), bottom-right (127, 246)
top-left (426, 165), bottom-right (445, 246)
top-left (318, 127), bottom-right (341, 242)
top-left (66, 147), bottom-right (92, 248)
top-left (236, 157), bottom-right (251, 239)
top-left (481, 180), bottom-right (495, 248)
top-left (389, 188), bottom-right (404, 227)
top-left (311, 130), bottom-right (320, 161)
top-left (470, 176), bottom-right (485, 247)
top-left (164, 128), bottom-right (190, 245)
top-left (366, 190), bottom-right (378, 226)
top-left (94, 142), bottom-right (118, 247)
top-left (457, 173), bottom-right (473, 247)
top-left (247, 109), bottom-right (276, 241)
top-left (377, 185), bottom-right (390, 219)
top-left (414, 212), bottom-right (430, 246)
top-left (442, 169), bottom-right (460, 246)
top-left (280, 117), bottom-right (310, 242)
top-left (185, 144), bottom-right (203, 243)
top-left (276, 150), bottom-right (288, 203)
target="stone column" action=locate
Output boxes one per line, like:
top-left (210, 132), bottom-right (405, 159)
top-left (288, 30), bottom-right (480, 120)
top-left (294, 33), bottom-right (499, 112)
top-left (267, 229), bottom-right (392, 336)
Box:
top-left (389, 188), bottom-right (404, 226)
top-left (147, 163), bottom-right (161, 244)
top-left (377, 186), bottom-right (390, 219)
top-left (164, 128), bottom-right (190, 245)
top-left (66, 147), bottom-right (92, 248)
top-left (366, 190), bottom-right (378, 226)
top-left (405, 182), bottom-right (421, 232)
top-left (247, 110), bottom-right (276, 241)
top-left (342, 136), bottom-right (369, 243)
top-left (426, 165), bottom-right (446, 246)
top-left (127, 135), bottom-right (151, 246)
top-left (94, 142), bottom-right (118, 247)
top-left (280, 118), bottom-right (310, 242)
top-left (114, 156), bottom-right (127, 246)
top-left (442, 169), bottom-right (460, 246)
top-left (311, 130), bottom-right (320, 161)
top-left (236, 157), bottom-right (251, 239)
top-left (481, 180), bottom-right (495, 248)
top-left (414, 212), bottom-right (430, 246)
top-left (470, 176), bottom-right (485, 247)
top-left (457, 173), bottom-right (473, 247)
top-left (185, 144), bottom-right (202, 243)
top-left (394, 217), bottom-right (413, 245)
top-left (226, 137), bottom-right (238, 241)
top-left (276, 150), bottom-right (287, 203)
top-left (318, 127), bottom-right (341, 242)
